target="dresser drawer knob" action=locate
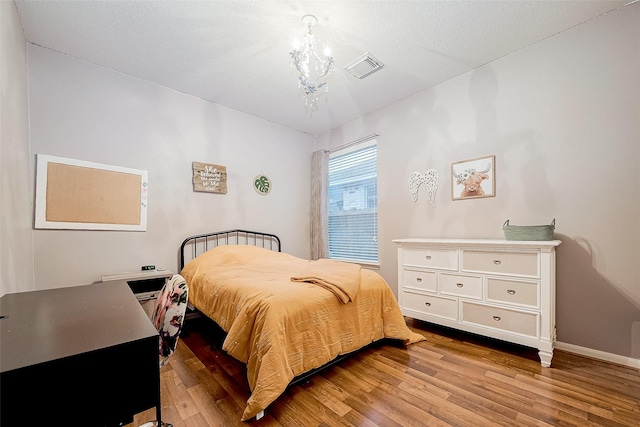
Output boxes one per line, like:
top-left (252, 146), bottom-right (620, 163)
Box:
top-left (425, 302), bottom-right (432, 307)
top-left (425, 255), bottom-right (432, 260)
top-left (507, 289), bottom-right (516, 295)
top-left (456, 283), bottom-right (464, 288)
top-left (493, 260), bottom-right (502, 265)
top-left (416, 278), bottom-right (423, 283)
top-left (493, 316), bottom-right (501, 321)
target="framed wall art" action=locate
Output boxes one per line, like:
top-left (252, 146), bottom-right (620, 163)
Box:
top-left (451, 155), bottom-right (495, 200)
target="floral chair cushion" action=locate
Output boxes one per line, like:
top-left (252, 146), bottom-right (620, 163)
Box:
top-left (151, 274), bottom-right (189, 366)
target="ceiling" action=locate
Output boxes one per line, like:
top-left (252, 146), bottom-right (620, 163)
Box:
top-left (14, 0), bottom-right (630, 136)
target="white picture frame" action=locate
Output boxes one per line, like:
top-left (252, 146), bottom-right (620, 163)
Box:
top-left (451, 155), bottom-right (495, 200)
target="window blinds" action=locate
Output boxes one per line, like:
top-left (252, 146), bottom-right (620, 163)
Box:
top-left (328, 143), bottom-right (378, 263)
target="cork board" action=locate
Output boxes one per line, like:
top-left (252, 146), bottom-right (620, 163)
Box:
top-left (35, 155), bottom-right (148, 231)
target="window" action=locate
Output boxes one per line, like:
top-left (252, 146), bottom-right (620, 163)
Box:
top-left (328, 141), bottom-right (378, 264)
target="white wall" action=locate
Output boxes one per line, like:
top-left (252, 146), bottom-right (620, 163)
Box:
top-left (27, 45), bottom-right (315, 290)
top-left (318, 4), bottom-right (640, 358)
top-left (1, 1), bottom-right (33, 297)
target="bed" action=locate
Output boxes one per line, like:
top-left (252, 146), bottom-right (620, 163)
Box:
top-left (179, 229), bottom-right (425, 421)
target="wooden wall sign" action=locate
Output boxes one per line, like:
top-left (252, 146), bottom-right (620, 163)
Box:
top-left (192, 162), bottom-right (227, 194)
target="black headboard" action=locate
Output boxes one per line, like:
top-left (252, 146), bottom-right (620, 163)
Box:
top-left (179, 229), bottom-right (281, 270)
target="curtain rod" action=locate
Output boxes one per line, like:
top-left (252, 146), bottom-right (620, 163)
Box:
top-left (328, 132), bottom-right (380, 153)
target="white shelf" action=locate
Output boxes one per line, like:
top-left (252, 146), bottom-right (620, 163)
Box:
top-left (101, 269), bottom-right (173, 283)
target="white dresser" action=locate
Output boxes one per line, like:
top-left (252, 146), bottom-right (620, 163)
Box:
top-left (394, 238), bottom-right (561, 367)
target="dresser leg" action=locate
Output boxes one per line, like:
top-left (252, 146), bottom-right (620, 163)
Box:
top-left (538, 349), bottom-right (553, 367)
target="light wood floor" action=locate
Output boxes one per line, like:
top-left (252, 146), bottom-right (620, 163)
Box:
top-left (127, 318), bottom-right (640, 426)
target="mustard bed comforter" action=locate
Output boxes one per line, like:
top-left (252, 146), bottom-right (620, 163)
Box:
top-left (181, 245), bottom-right (425, 421)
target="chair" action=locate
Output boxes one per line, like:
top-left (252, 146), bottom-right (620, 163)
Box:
top-left (151, 274), bottom-right (189, 367)
top-left (141, 274), bottom-right (189, 427)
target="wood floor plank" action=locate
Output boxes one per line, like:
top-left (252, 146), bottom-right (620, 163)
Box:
top-left (485, 370), bottom-right (592, 414)
top-left (187, 384), bottom-right (236, 426)
top-left (172, 340), bottom-right (204, 388)
top-left (612, 407), bottom-right (640, 426)
top-left (284, 385), bottom-right (354, 427)
top-left (342, 394), bottom-right (404, 427)
top-left (339, 408), bottom-right (380, 427)
top-left (208, 392), bottom-right (249, 424)
top-left (302, 373), bottom-right (350, 402)
top-left (163, 366), bottom-right (202, 422)
top-left (158, 368), bottom-right (190, 424)
top-left (365, 385), bottom-right (451, 427)
top-left (420, 352), bottom-right (600, 426)
top-left (378, 375), bottom-right (506, 427)
top-left (535, 368), bottom-right (640, 404)
top-left (189, 345), bottom-right (251, 410)
top-left (587, 411), bottom-right (632, 427)
top-left (385, 345), bottom-right (440, 377)
top-left (299, 376), bottom-right (352, 417)
top-left (129, 407), bottom-right (156, 427)
top-left (342, 354), bottom-right (404, 388)
top-left (321, 364), bottom-right (376, 396)
top-left (124, 318), bottom-right (640, 426)
top-left (400, 360), bottom-right (525, 424)
top-left (554, 351), bottom-right (640, 383)
top-left (521, 371), bottom-right (639, 412)
top-left (417, 350), bottom-right (538, 411)
top-left (529, 401), bottom-right (606, 427)
top-left (179, 412), bottom-right (216, 427)
top-left (514, 412), bottom-right (560, 427)
top-left (269, 387), bottom-right (338, 427)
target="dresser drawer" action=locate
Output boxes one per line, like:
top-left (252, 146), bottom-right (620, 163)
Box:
top-left (403, 269), bottom-right (437, 292)
top-left (403, 291), bottom-right (458, 321)
top-left (462, 250), bottom-right (538, 277)
top-left (439, 273), bottom-right (482, 299)
top-left (487, 278), bottom-right (539, 308)
top-left (462, 302), bottom-right (538, 338)
top-left (403, 248), bottom-right (458, 270)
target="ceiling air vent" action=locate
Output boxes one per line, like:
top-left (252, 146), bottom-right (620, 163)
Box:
top-left (344, 52), bottom-right (384, 79)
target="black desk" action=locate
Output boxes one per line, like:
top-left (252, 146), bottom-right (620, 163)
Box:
top-left (0, 282), bottom-right (160, 427)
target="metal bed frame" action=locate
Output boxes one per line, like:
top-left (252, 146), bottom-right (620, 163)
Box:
top-left (178, 229), bottom-right (387, 412)
top-left (179, 229), bottom-right (281, 270)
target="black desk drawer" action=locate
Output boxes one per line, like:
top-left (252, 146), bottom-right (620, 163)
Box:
top-left (127, 277), bottom-right (166, 294)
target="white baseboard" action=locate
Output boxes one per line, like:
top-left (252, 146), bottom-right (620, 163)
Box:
top-left (555, 341), bottom-right (640, 369)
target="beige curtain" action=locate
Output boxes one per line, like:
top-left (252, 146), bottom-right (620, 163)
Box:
top-left (311, 150), bottom-right (329, 260)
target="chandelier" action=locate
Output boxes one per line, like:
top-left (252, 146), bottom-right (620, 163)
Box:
top-left (289, 14), bottom-right (334, 109)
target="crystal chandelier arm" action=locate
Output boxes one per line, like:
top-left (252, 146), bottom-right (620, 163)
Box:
top-left (311, 51), bottom-right (334, 84)
top-left (290, 51), bottom-right (304, 75)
